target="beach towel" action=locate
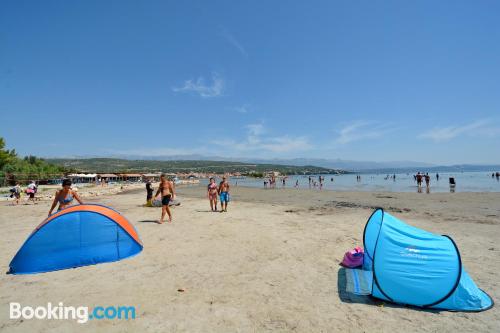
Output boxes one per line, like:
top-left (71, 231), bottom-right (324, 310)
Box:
top-left (345, 268), bottom-right (373, 295)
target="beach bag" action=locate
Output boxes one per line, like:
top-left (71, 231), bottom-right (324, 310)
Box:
top-left (341, 246), bottom-right (364, 268)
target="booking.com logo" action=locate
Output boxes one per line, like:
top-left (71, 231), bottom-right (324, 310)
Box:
top-left (10, 302), bottom-right (136, 324)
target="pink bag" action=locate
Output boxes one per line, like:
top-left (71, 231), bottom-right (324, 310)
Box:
top-left (341, 246), bottom-right (364, 268)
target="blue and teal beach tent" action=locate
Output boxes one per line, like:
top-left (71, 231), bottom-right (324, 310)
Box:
top-left (362, 208), bottom-right (493, 311)
top-left (9, 204), bottom-right (143, 274)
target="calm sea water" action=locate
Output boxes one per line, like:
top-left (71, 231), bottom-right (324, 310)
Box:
top-left (203, 172), bottom-right (500, 193)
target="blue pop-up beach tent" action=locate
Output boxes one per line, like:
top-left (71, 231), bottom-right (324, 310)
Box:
top-left (9, 204), bottom-right (143, 274)
top-left (362, 208), bottom-right (493, 311)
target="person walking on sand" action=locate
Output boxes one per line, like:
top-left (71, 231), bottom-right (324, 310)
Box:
top-left (10, 183), bottom-right (21, 205)
top-left (207, 177), bottom-right (218, 212)
top-left (154, 174), bottom-right (175, 223)
top-left (48, 179), bottom-right (83, 216)
top-left (218, 176), bottom-right (230, 212)
top-left (26, 180), bottom-right (37, 204)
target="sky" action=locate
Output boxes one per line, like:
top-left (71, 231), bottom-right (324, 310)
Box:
top-left (1, 0), bottom-right (500, 164)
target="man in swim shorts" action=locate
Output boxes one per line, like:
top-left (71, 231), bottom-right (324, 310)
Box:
top-left (154, 174), bottom-right (175, 223)
top-left (218, 176), bottom-right (230, 212)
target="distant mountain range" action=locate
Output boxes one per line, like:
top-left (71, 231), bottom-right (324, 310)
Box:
top-left (44, 154), bottom-right (500, 174)
top-left (45, 158), bottom-right (345, 175)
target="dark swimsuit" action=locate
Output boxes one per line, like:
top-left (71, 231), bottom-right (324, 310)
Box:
top-left (160, 182), bottom-right (172, 206)
top-left (162, 195), bottom-right (171, 206)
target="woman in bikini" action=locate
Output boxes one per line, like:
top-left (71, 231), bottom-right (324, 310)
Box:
top-left (48, 179), bottom-right (83, 216)
top-left (207, 177), bottom-right (218, 212)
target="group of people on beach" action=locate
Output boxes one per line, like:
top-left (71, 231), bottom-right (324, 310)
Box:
top-left (19, 170), bottom-right (500, 222)
top-left (143, 174), bottom-right (231, 224)
top-left (9, 181), bottom-right (39, 205)
top-left (207, 176), bottom-right (230, 213)
top-left (17, 173), bottom-right (230, 225)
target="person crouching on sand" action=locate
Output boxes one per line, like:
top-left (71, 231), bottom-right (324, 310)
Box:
top-left (207, 177), bottom-right (218, 212)
top-left (218, 176), bottom-right (230, 212)
top-left (48, 179), bottom-right (83, 216)
top-left (145, 178), bottom-right (154, 207)
top-left (154, 174), bottom-right (175, 223)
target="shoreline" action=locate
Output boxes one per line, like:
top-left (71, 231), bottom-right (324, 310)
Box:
top-left (177, 184), bottom-right (500, 226)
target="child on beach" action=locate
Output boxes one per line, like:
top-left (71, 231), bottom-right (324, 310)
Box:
top-left (207, 177), bottom-right (218, 212)
top-left (145, 179), bottom-right (154, 207)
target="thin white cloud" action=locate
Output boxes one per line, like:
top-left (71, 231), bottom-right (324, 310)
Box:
top-left (106, 147), bottom-right (203, 157)
top-left (172, 72), bottom-right (224, 98)
top-left (234, 105), bottom-right (249, 114)
top-left (213, 123), bottom-right (312, 154)
top-left (220, 29), bottom-right (248, 57)
top-left (246, 123), bottom-right (265, 137)
top-left (419, 119), bottom-right (500, 142)
top-left (335, 121), bottom-right (392, 144)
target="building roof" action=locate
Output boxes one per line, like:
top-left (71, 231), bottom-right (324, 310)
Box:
top-left (68, 173), bottom-right (97, 178)
top-left (98, 173), bottom-right (118, 178)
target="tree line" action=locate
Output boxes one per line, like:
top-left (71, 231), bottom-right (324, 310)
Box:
top-left (0, 137), bottom-right (68, 186)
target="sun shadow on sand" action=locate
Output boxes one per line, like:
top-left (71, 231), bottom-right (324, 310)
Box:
top-left (337, 268), bottom-right (442, 313)
top-left (138, 220), bottom-right (160, 223)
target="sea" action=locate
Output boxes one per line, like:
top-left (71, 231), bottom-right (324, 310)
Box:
top-left (202, 171), bottom-right (500, 193)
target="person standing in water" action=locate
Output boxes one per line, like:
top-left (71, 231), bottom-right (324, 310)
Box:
top-left (48, 179), bottom-right (83, 216)
top-left (218, 176), bottom-right (230, 212)
top-left (154, 174), bottom-right (175, 223)
top-left (207, 177), bottom-right (218, 212)
top-left (416, 172), bottom-right (423, 188)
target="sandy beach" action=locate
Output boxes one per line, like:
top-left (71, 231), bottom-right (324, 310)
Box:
top-left (1, 185), bottom-right (499, 332)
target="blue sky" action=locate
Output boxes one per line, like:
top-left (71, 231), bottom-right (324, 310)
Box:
top-left (1, 0), bottom-right (499, 164)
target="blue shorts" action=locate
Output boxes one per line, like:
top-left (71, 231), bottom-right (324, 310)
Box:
top-left (219, 192), bottom-right (230, 203)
